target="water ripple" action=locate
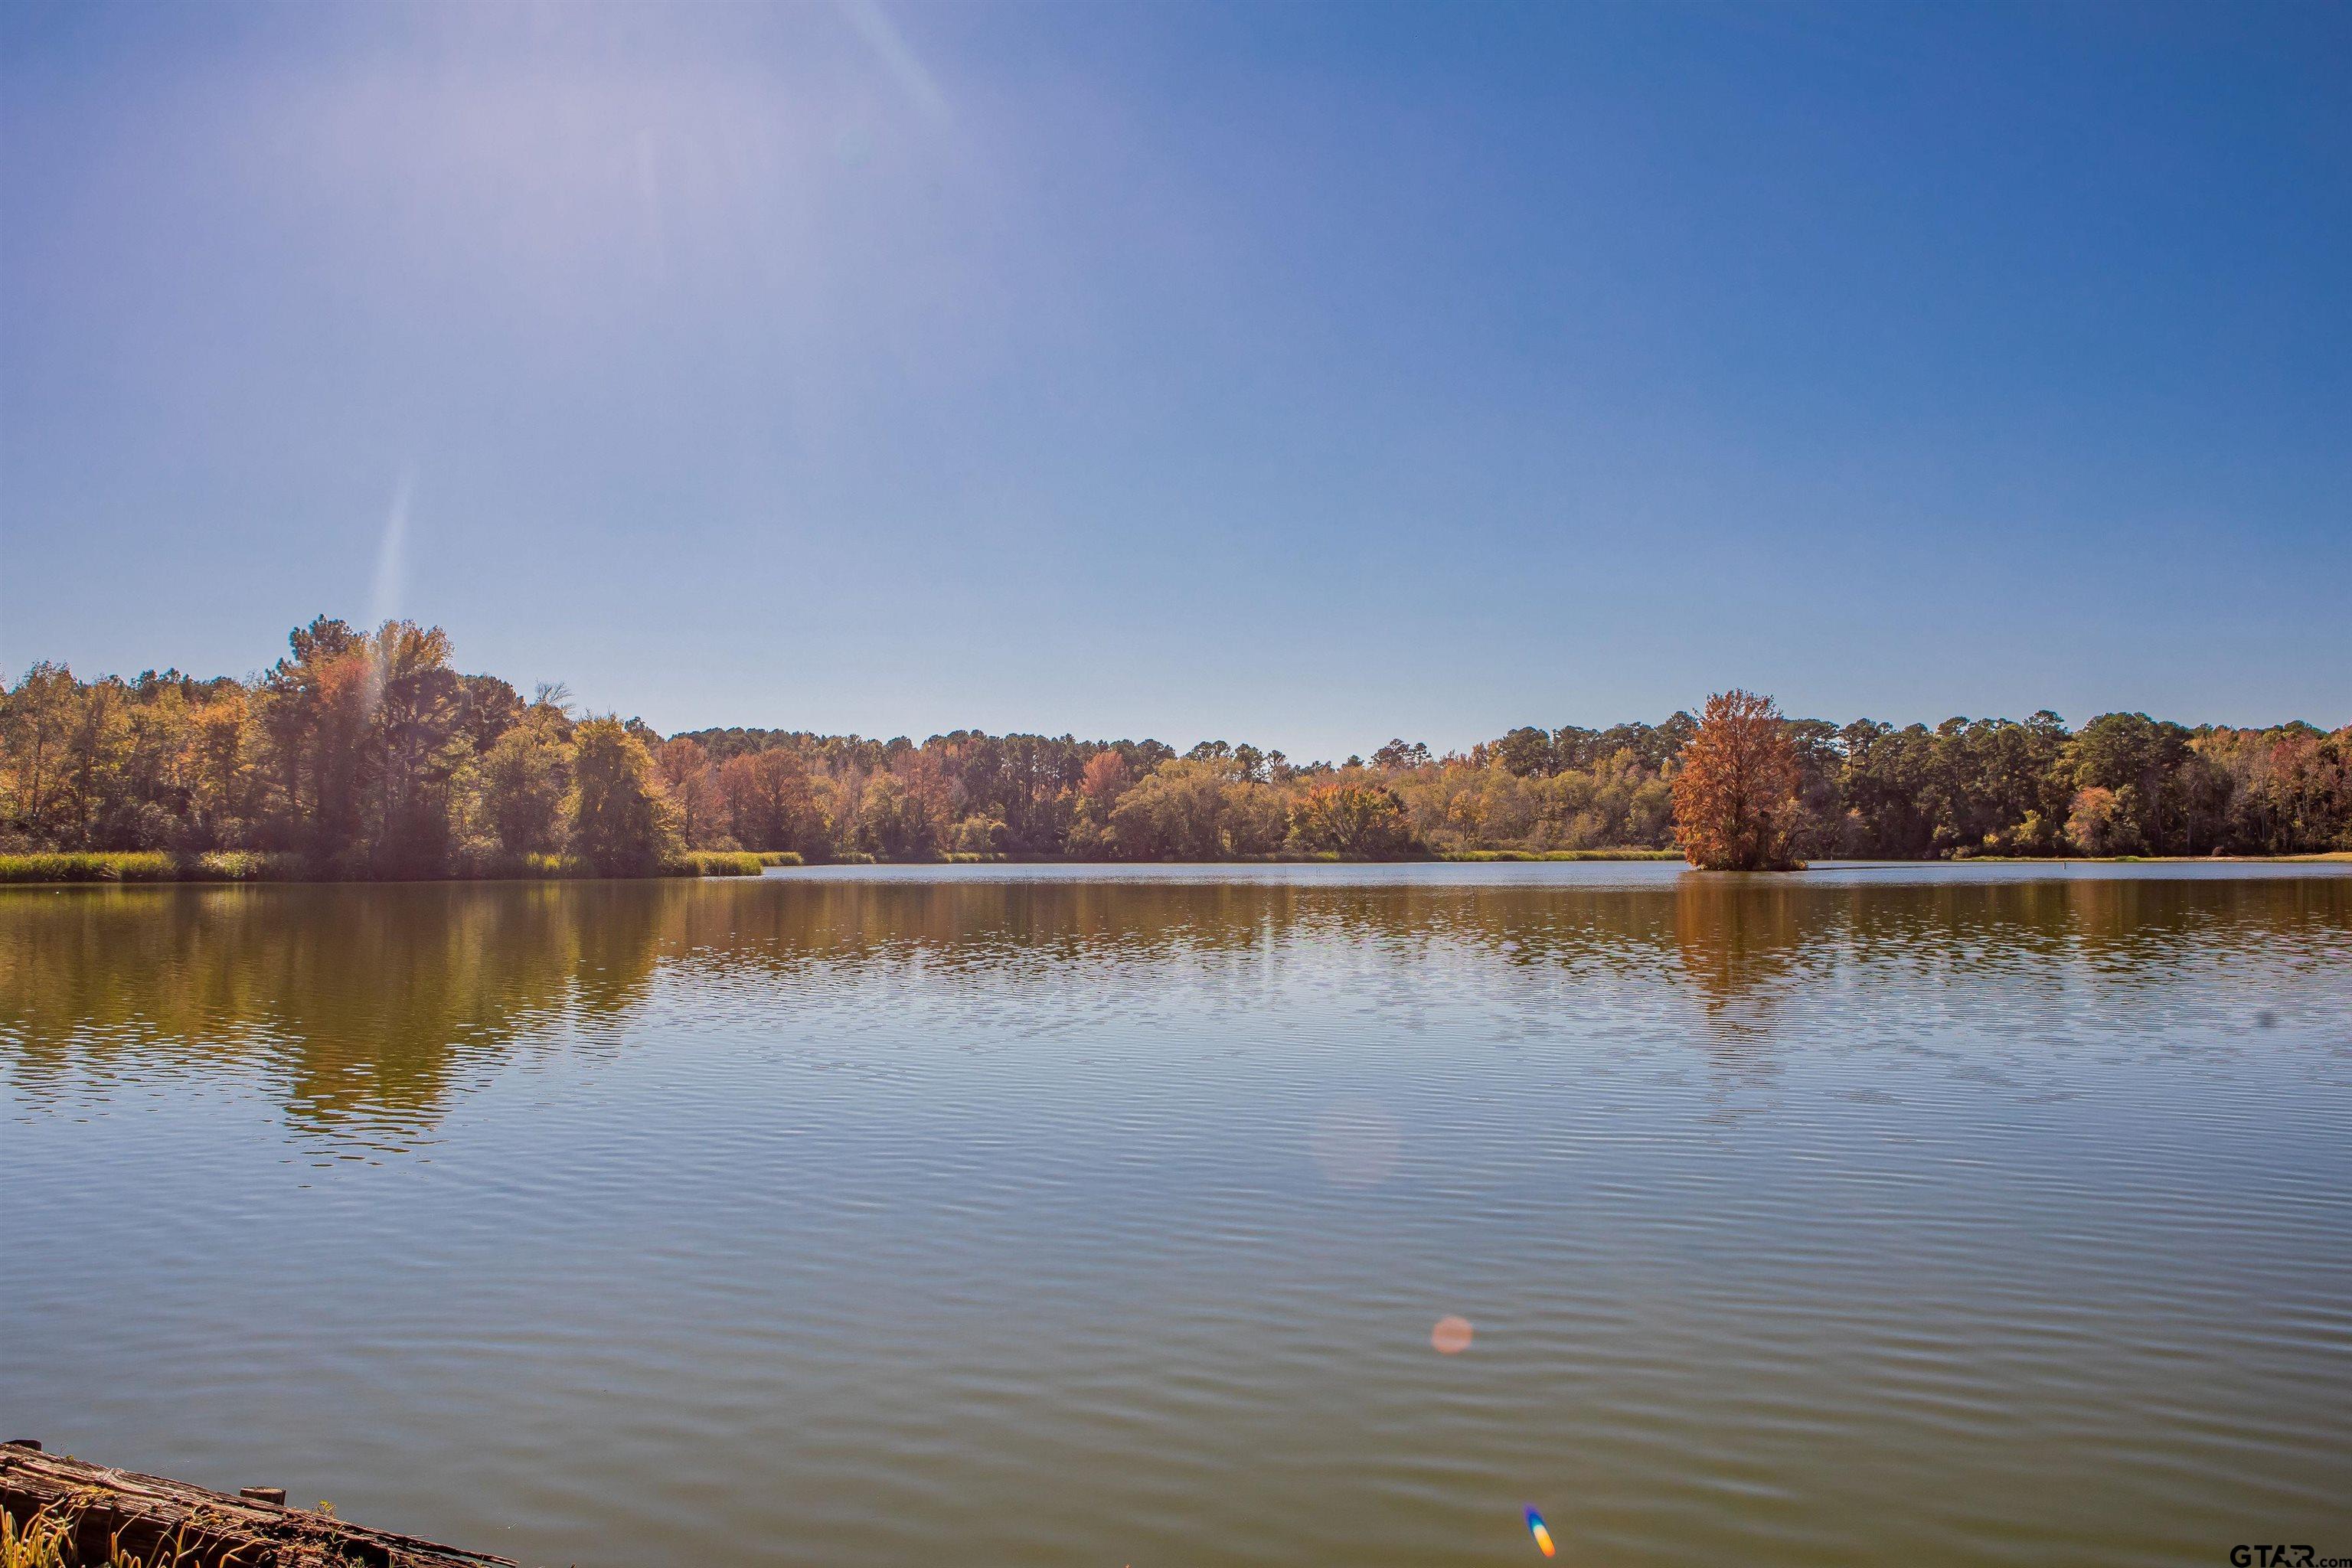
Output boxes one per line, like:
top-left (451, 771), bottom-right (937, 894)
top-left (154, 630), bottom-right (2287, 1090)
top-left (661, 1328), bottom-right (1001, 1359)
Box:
top-left (4, 864), bottom-right (2350, 1566)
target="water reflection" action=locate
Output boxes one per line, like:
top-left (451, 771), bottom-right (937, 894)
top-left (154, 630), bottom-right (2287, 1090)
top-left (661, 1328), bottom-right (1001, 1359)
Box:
top-left (3, 869), bottom-right (2344, 1147)
top-left (0, 882), bottom-right (674, 1144)
top-left (1670, 877), bottom-right (1815, 1031)
top-left (5, 865), bottom-right (2349, 1568)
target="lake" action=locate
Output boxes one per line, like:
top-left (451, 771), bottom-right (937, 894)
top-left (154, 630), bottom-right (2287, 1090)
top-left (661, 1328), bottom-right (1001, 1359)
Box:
top-left (5, 863), bottom-right (2349, 1566)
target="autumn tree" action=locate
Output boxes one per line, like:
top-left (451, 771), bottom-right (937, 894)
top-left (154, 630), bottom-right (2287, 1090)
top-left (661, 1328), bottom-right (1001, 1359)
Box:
top-left (255, 616), bottom-right (374, 858)
top-left (1108, 759), bottom-right (1285, 859)
top-left (1, 662), bottom-right (81, 841)
top-left (1064, 748), bottom-right (1134, 855)
top-left (8, 613), bottom-right (2349, 871)
top-left (61, 676), bottom-right (132, 846)
top-left (1289, 781), bottom-right (1416, 856)
top-left (858, 773), bottom-right (938, 859)
top-left (185, 684), bottom-right (260, 846)
top-left (478, 712), bottom-right (572, 855)
top-left (1221, 777), bottom-right (1289, 855)
top-left (1109, 761), bottom-right (1229, 858)
top-left (1671, 690), bottom-right (1804, 871)
top-left (368, 621), bottom-right (469, 875)
top-left (2066, 786), bottom-right (2129, 856)
top-left (569, 717), bottom-right (682, 874)
top-left (718, 748), bottom-right (824, 852)
top-left (894, 750), bottom-right (960, 854)
top-left (655, 737), bottom-right (723, 848)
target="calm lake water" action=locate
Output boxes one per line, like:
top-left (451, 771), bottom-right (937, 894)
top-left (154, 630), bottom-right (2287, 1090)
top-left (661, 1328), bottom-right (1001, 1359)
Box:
top-left (5, 863), bottom-right (2350, 1566)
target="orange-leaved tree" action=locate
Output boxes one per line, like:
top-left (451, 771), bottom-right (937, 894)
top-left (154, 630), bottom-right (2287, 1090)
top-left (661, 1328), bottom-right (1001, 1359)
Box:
top-left (1289, 781), bottom-right (1417, 857)
top-left (1671, 690), bottom-right (1804, 871)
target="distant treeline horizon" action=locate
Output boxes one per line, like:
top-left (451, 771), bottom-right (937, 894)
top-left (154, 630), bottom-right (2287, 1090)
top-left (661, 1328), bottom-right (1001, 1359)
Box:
top-left (3, 617), bottom-right (2347, 872)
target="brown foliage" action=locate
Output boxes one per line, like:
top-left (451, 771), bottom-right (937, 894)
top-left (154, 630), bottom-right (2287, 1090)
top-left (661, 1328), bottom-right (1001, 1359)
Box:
top-left (655, 737), bottom-right (722, 847)
top-left (1078, 750), bottom-right (1132, 803)
top-left (717, 748), bottom-right (823, 853)
top-left (1671, 690), bottom-right (1804, 870)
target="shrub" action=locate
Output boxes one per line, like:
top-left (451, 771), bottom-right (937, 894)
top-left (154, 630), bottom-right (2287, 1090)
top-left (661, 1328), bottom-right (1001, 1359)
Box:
top-left (189, 850), bottom-right (301, 880)
top-left (952, 815), bottom-right (1009, 854)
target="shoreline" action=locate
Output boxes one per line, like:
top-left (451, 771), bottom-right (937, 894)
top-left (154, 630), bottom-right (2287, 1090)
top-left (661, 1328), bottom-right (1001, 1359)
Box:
top-left (0, 849), bottom-right (791, 885)
top-left (2, 847), bottom-right (2345, 886)
top-left (0, 1441), bottom-right (507, 1568)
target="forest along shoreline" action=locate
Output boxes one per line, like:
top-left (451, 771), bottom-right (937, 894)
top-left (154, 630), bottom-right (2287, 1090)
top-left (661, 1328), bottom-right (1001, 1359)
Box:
top-left (4, 616), bottom-right (2347, 883)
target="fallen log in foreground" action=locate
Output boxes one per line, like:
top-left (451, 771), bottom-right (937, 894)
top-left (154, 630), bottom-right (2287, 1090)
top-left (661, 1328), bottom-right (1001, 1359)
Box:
top-left (0, 1442), bottom-right (515, 1568)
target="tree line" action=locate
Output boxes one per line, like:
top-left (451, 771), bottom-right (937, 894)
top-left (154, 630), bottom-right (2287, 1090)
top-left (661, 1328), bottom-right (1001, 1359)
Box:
top-left (2, 618), bottom-right (2346, 873)
top-left (0, 619), bottom-right (686, 876)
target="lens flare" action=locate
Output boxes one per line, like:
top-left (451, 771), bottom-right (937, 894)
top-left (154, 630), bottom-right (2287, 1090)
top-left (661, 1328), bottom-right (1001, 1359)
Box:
top-left (1524, 1507), bottom-right (1556, 1557)
top-left (1431, 1315), bottom-right (1474, 1354)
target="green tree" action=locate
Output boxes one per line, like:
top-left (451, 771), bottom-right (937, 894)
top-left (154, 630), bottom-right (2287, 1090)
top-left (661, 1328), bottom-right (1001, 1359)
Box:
top-left (1491, 727), bottom-right (1557, 778)
top-left (2069, 712), bottom-right (2199, 853)
top-left (1370, 738), bottom-right (1432, 772)
top-left (478, 714), bottom-right (572, 856)
top-left (952, 814), bottom-right (1008, 854)
top-left (858, 773), bottom-right (946, 860)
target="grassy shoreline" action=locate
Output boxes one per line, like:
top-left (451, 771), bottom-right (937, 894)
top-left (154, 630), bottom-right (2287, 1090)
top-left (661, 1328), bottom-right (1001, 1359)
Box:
top-left (0, 849), bottom-right (784, 884)
top-left (1432, 848), bottom-right (1686, 862)
top-left (0, 848), bottom-right (1678, 883)
top-left (1945, 851), bottom-right (2352, 864)
top-left (5, 846), bottom-right (2344, 885)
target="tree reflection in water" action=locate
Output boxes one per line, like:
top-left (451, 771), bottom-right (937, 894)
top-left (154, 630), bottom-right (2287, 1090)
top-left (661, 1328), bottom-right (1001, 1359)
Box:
top-left (4, 871), bottom-right (2340, 1148)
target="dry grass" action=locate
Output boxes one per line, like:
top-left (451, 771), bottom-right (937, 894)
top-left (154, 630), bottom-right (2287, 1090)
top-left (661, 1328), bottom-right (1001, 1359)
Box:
top-left (675, 851), bottom-right (763, 877)
top-left (2, 1498), bottom-right (211, 1568)
top-left (0, 853), bottom-right (176, 884)
top-left (0, 850), bottom-right (766, 884)
top-left (1438, 848), bottom-right (1686, 862)
top-left (0, 853), bottom-right (300, 884)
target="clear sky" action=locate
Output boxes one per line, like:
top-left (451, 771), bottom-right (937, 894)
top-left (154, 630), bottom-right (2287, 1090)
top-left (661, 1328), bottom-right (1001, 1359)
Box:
top-left (3, 1), bottom-right (2345, 760)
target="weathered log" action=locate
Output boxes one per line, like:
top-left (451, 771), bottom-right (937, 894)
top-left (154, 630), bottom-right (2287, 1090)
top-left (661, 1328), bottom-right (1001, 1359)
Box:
top-left (0, 1442), bottom-right (515, 1568)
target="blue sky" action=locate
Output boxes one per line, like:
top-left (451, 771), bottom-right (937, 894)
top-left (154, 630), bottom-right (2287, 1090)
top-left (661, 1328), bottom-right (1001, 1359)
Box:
top-left (3, 1), bottom-right (2345, 760)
